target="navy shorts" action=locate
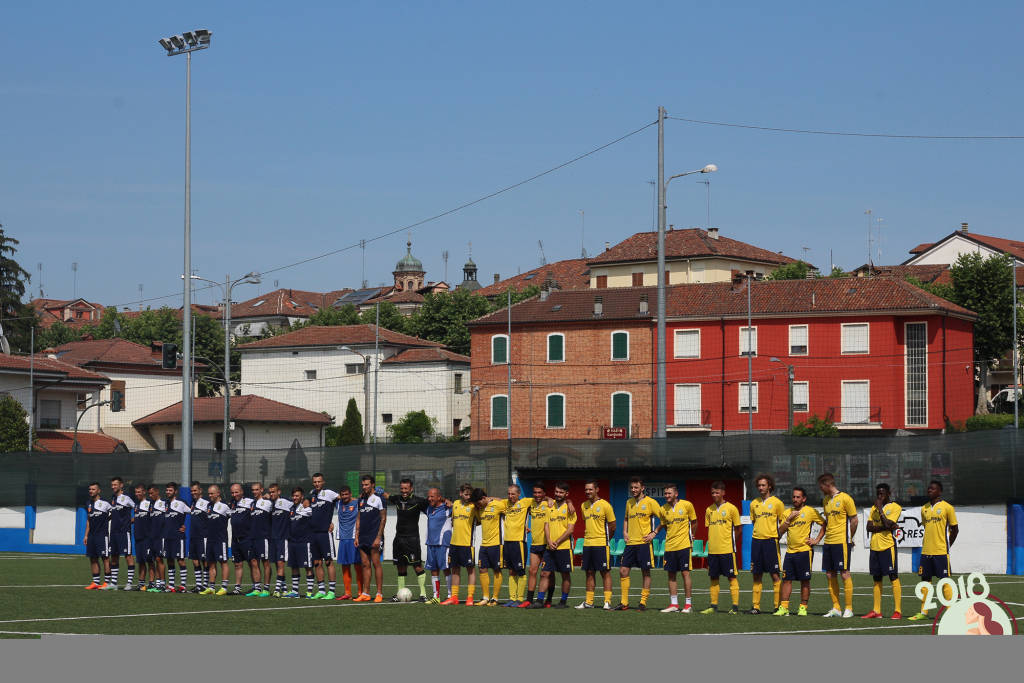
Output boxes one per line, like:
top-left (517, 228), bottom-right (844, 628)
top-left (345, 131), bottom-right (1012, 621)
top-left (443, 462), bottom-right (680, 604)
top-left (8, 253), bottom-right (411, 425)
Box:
top-left (393, 536), bottom-right (423, 566)
top-left (664, 548), bottom-right (691, 573)
top-left (425, 545), bottom-right (449, 571)
top-left (189, 536), bottom-right (207, 561)
top-left (782, 550), bottom-right (813, 581)
top-left (707, 552), bottom-right (737, 579)
top-left (621, 544), bottom-right (653, 570)
top-left (163, 538), bottom-right (186, 560)
top-left (869, 548), bottom-right (898, 579)
top-left (581, 546), bottom-right (610, 572)
top-left (358, 539), bottom-right (383, 558)
top-left (231, 538), bottom-right (250, 563)
top-left (918, 553), bottom-right (951, 581)
top-left (288, 541), bottom-right (312, 569)
top-left (150, 537), bottom-right (165, 559)
top-left (269, 539), bottom-right (289, 563)
top-left (750, 538), bottom-right (781, 575)
top-left (479, 545), bottom-right (502, 570)
top-left (311, 532), bottom-right (335, 562)
top-left (337, 539), bottom-right (359, 565)
top-left (503, 541), bottom-right (526, 575)
top-left (109, 531), bottom-right (132, 557)
top-left (247, 538), bottom-right (269, 561)
top-left (821, 543), bottom-right (852, 573)
top-left (135, 539), bottom-right (151, 563)
top-left (541, 548), bottom-right (572, 574)
top-left (207, 539), bottom-right (229, 563)
top-left (85, 534), bottom-right (109, 559)
top-left (449, 545), bottom-right (475, 568)
top-left (530, 544), bottom-right (546, 559)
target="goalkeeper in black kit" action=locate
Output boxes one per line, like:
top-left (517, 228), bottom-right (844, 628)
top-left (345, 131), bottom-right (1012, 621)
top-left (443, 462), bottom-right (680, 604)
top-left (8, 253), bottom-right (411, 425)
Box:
top-left (381, 478), bottom-right (430, 602)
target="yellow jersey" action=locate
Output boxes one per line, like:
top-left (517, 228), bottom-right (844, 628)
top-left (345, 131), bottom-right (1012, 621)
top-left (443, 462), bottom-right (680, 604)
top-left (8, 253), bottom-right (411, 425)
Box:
top-left (450, 499), bottom-right (478, 547)
top-left (581, 498), bottom-right (616, 547)
top-left (921, 500), bottom-right (958, 556)
top-left (624, 496), bottom-right (661, 546)
top-left (658, 500), bottom-right (696, 552)
top-left (544, 501), bottom-right (576, 550)
top-left (822, 491), bottom-right (857, 544)
top-left (750, 495), bottom-right (785, 540)
top-left (705, 502), bottom-right (741, 555)
top-left (501, 498), bottom-right (535, 543)
top-left (527, 500), bottom-right (549, 547)
top-left (478, 499), bottom-right (506, 547)
top-left (869, 502), bottom-right (902, 551)
top-left (782, 506), bottom-right (825, 553)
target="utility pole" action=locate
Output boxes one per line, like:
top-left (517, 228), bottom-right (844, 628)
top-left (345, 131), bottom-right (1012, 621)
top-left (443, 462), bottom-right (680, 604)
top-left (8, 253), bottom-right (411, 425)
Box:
top-left (656, 106), bottom-right (667, 439)
top-left (1013, 260), bottom-right (1019, 429)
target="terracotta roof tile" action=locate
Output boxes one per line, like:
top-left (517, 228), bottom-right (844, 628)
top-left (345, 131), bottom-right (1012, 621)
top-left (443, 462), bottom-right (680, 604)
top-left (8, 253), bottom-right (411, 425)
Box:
top-left (34, 431), bottom-right (127, 454)
top-left (908, 242), bottom-right (934, 255)
top-left (231, 288), bottom-right (352, 320)
top-left (470, 287), bottom-right (655, 326)
top-left (133, 394), bottom-right (331, 426)
top-left (237, 324), bottom-right (443, 350)
top-left (0, 354), bottom-right (110, 383)
top-left (958, 232), bottom-right (1024, 261)
top-left (474, 258), bottom-right (591, 297)
top-left (382, 348), bottom-right (471, 364)
top-left (586, 229), bottom-right (798, 267)
top-left (851, 263), bottom-right (952, 286)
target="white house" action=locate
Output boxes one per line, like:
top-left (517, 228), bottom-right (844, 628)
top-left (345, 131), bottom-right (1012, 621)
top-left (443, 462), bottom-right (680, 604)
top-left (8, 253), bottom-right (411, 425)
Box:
top-left (903, 223), bottom-right (1024, 268)
top-left (238, 325), bottom-right (471, 440)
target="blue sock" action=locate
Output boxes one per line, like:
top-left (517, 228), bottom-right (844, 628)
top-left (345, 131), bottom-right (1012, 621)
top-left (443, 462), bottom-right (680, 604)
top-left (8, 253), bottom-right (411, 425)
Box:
top-left (537, 591), bottom-right (546, 602)
top-left (561, 592), bottom-right (569, 603)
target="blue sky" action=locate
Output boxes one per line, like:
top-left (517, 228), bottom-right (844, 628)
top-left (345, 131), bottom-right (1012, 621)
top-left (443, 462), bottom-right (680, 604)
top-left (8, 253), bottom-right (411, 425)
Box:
top-left (3, 1), bottom-right (1022, 309)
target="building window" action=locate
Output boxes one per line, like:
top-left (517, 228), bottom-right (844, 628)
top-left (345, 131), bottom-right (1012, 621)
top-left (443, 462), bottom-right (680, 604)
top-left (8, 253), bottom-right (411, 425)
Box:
top-left (76, 393), bottom-right (89, 410)
top-left (611, 392), bottom-right (631, 436)
top-left (674, 329), bottom-right (700, 359)
top-left (491, 335), bottom-right (509, 364)
top-left (674, 384), bottom-right (702, 426)
top-left (490, 395), bottom-right (508, 430)
top-left (665, 270), bottom-right (671, 285)
top-left (546, 393), bottom-right (565, 429)
top-left (631, 272), bottom-right (644, 287)
top-left (547, 333), bottom-right (565, 363)
top-left (305, 369), bottom-right (317, 380)
top-left (165, 434), bottom-right (175, 451)
top-left (452, 418), bottom-right (462, 435)
top-left (214, 432), bottom-right (224, 452)
top-left (611, 331), bottom-right (629, 360)
top-left (454, 373), bottom-right (463, 394)
top-left (841, 380), bottom-right (871, 424)
top-left (739, 327), bottom-right (757, 357)
top-left (345, 363), bottom-right (365, 375)
top-left (596, 275), bottom-right (608, 289)
top-left (382, 413), bottom-right (393, 424)
top-left (792, 382), bottom-right (809, 412)
top-left (789, 325), bottom-right (808, 356)
top-left (739, 382), bottom-right (759, 413)
top-left (39, 400), bottom-right (61, 428)
top-left (841, 323), bottom-right (870, 354)
top-left (691, 262), bottom-right (705, 284)
top-left (906, 322), bottom-right (928, 425)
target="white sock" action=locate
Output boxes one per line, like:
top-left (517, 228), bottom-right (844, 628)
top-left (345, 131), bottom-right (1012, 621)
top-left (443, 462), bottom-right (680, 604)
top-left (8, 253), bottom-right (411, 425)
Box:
top-left (670, 594), bottom-right (678, 605)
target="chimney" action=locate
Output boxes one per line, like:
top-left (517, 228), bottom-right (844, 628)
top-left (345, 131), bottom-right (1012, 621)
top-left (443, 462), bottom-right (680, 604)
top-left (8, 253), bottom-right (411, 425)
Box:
top-left (539, 289), bottom-right (549, 301)
top-left (594, 296), bottom-right (603, 317)
top-left (669, 224), bottom-right (674, 232)
top-left (493, 274), bottom-right (500, 284)
top-left (708, 227), bottom-right (719, 240)
top-left (639, 293), bottom-right (649, 315)
top-left (961, 222), bottom-right (969, 233)
top-left (604, 241), bottom-right (610, 252)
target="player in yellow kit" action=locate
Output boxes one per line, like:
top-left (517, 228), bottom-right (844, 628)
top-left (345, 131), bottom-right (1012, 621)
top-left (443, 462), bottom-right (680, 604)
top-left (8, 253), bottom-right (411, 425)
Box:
top-left (576, 481), bottom-right (616, 610)
top-left (774, 486), bottom-right (825, 616)
top-left (519, 483), bottom-right (552, 608)
top-left (863, 483), bottom-right (903, 619)
top-left (817, 472), bottom-right (858, 618)
top-left (473, 491), bottom-right (505, 606)
top-left (531, 482), bottom-right (576, 609)
top-left (748, 474), bottom-right (785, 614)
top-left (700, 481), bottom-right (741, 615)
top-left (909, 480), bottom-right (959, 621)
top-left (497, 484), bottom-right (533, 606)
top-left (657, 484), bottom-right (696, 613)
top-left (440, 484), bottom-right (479, 605)
top-left (616, 476), bottom-right (661, 611)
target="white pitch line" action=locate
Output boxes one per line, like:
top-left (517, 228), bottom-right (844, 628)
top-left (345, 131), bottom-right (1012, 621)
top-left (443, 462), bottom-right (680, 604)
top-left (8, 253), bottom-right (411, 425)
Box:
top-left (0, 630), bottom-right (99, 636)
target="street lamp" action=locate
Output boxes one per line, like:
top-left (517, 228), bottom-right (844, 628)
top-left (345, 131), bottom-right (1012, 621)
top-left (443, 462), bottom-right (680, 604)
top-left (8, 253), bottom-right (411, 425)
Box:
top-left (191, 272), bottom-right (260, 459)
top-left (340, 346), bottom-right (371, 444)
top-left (159, 28), bottom-right (212, 485)
top-left (770, 357), bottom-right (795, 433)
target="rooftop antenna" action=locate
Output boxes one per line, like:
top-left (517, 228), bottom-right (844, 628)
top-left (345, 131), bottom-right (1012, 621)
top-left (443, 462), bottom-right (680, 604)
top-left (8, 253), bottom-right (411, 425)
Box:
top-left (138, 284), bottom-right (143, 311)
top-left (875, 217), bottom-right (884, 264)
top-left (442, 250), bottom-right (449, 283)
top-left (360, 238), bottom-right (367, 289)
top-left (697, 178), bottom-right (711, 230)
top-left (864, 210), bottom-right (873, 272)
top-left (801, 246), bottom-right (810, 263)
top-left (578, 209), bottom-right (587, 258)
top-left (72, 261), bottom-right (78, 299)
top-left (37, 262), bottom-right (43, 298)
top-left (538, 240), bottom-right (547, 266)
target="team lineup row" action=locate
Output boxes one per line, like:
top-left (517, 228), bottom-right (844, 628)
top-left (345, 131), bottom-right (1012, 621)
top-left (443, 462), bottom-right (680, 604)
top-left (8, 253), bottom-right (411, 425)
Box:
top-left (81, 472), bottom-right (959, 619)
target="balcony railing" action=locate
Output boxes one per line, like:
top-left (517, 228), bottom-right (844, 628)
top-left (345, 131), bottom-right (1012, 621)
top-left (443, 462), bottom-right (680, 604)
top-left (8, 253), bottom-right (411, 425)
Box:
top-left (826, 405), bottom-right (882, 426)
top-left (671, 409), bottom-right (712, 428)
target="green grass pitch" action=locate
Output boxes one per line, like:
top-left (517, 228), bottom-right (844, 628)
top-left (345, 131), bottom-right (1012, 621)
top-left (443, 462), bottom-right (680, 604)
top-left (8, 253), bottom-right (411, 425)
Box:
top-left (1, 552), bottom-right (1022, 636)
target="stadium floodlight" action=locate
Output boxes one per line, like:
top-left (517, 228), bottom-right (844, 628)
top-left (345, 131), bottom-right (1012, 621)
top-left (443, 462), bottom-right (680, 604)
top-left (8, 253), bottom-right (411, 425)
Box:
top-left (196, 29), bottom-right (212, 45)
top-left (158, 38), bottom-right (174, 53)
top-left (170, 35), bottom-right (185, 49)
top-left (183, 31), bottom-right (198, 47)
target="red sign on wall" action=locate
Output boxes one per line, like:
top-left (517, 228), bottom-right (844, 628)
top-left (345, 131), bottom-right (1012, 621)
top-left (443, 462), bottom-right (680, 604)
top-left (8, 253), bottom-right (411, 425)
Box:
top-left (603, 427), bottom-right (627, 440)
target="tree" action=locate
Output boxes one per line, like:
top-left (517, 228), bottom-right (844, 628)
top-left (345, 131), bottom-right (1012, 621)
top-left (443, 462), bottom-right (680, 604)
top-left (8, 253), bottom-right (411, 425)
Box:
top-left (766, 260), bottom-right (813, 281)
top-left (359, 301), bottom-right (407, 334)
top-left (387, 409), bottom-right (436, 443)
top-left (327, 398), bottom-right (364, 445)
top-left (828, 266), bottom-right (847, 278)
top-left (905, 276), bottom-right (955, 302)
top-left (0, 395), bottom-right (31, 453)
top-left (35, 320), bottom-right (82, 350)
top-left (408, 289), bottom-right (493, 355)
top-left (788, 414), bottom-right (839, 437)
top-left (0, 225), bottom-right (35, 352)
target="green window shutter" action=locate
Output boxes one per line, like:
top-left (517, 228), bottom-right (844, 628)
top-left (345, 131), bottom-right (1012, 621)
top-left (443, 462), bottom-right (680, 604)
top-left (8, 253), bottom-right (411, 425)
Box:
top-left (548, 334), bottom-right (564, 362)
top-left (612, 393), bottom-right (631, 434)
top-left (492, 395), bottom-right (508, 428)
top-left (492, 336), bottom-right (507, 364)
top-left (547, 394), bottom-right (564, 428)
top-left (612, 332), bottom-right (628, 359)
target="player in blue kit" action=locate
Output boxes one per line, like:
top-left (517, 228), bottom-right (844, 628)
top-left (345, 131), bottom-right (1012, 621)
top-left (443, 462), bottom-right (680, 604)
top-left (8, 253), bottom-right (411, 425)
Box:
top-left (83, 482), bottom-right (112, 589)
top-left (268, 483), bottom-right (294, 596)
top-left (107, 477), bottom-right (135, 590)
top-left (285, 487), bottom-right (316, 598)
top-left (131, 484), bottom-right (151, 591)
top-left (147, 485), bottom-right (167, 592)
top-left (353, 475), bottom-right (386, 602)
top-left (334, 485), bottom-right (361, 600)
top-left (424, 487), bottom-right (453, 604)
top-left (162, 482), bottom-right (190, 593)
top-left (228, 483), bottom-right (254, 595)
top-left (246, 482), bottom-right (273, 597)
top-left (188, 482), bottom-right (210, 593)
top-left (203, 484), bottom-right (232, 595)
top-left (308, 473), bottom-right (340, 599)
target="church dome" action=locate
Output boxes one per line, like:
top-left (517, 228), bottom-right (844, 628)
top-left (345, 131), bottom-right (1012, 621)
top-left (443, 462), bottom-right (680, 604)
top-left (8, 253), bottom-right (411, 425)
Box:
top-left (394, 241), bottom-right (423, 273)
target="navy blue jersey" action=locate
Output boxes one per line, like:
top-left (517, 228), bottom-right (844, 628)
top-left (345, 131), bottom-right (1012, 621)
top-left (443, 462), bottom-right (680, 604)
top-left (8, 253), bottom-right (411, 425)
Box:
top-left (307, 489), bottom-right (339, 533)
top-left (109, 493), bottom-right (135, 534)
top-left (248, 498), bottom-right (273, 540)
top-left (289, 503), bottom-right (313, 542)
top-left (149, 499), bottom-right (166, 542)
top-left (271, 498), bottom-right (294, 540)
top-left (86, 498), bottom-right (112, 539)
top-left (229, 497), bottom-right (253, 539)
top-left (190, 497), bottom-right (210, 537)
top-left (357, 493), bottom-right (386, 545)
top-left (207, 500), bottom-right (231, 542)
top-left (134, 499), bottom-right (151, 540)
top-left (163, 498), bottom-right (189, 540)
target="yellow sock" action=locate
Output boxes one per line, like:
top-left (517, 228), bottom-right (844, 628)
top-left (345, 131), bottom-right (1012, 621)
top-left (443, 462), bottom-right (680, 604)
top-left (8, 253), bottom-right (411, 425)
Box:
top-left (873, 581), bottom-right (882, 613)
top-left (603, 589), bottom-right (613, 605)
top-left (640, 588), bottom-right (650, 605)
top-left (729, 578), bottom-right (740, 607)
top-left (773, 581), bottom-right (781, 609)
top-left (828, 576), bottom-right (841, 610)
top-left (920, 593), bottom-right (928, 615)
top-left (892, 579), bottom-right (902, 614)
top-left (752, 578), bottom-right (763, 609)
top-left (479, 572), bottom-right (490, 599)
top-left (780, 600), bottom-right (789, 610)
top-left (454, 585), bottom-right (461, 600)
top-left (585, 590), bottom-right (594, 605)
top-left (709, 582), bottom-right (720, 606)
top-left (620, 575), bottom-right (630, 605)
top-left (844, 577), bottom-right (855, 611)
top-left (492, 573), bottom-right (502, 600)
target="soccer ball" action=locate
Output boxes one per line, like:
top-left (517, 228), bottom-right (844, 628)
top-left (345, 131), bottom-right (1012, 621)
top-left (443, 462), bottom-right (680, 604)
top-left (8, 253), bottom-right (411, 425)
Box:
top-left (396, 588), bottom-right (413, 602)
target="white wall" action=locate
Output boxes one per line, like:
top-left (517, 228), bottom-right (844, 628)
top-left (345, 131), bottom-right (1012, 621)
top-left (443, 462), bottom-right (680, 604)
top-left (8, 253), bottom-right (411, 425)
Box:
top-left (0, 506), bottom-right (25, 529)
top-left (33, 507), bottom-right (78, 545)
top-left (145, 422), bottom-right (324, 453)
top-left (907, 234), bottom-right (1024, 267)
top-left (90, 370), bottom-right (185, 450)
top-left (374, 362), bottom-right (471, 439)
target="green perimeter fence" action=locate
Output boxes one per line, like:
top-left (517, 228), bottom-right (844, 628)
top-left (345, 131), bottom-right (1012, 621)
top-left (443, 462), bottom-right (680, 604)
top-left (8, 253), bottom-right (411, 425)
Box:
top-left (1, 430), bottom-right (1021, 509)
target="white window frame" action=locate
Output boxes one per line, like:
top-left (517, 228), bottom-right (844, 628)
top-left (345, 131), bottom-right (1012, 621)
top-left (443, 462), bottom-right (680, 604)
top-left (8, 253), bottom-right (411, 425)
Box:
top-left (610, 391), bottom-right (633, 429)
top-left (491, 334), bottom-right (509, 365)
top-left (739, 326), bottom-right (758, 357)
top-left (490, 394), bottom-right (509, 430)
top-left (546, 332), bottom-right (566, 363)
top-left (788, 324), bottom-right (809, 356)
top-left (840, 380), bottom-right (871, 424)
top-left (792, 381), bottom-right (809, 413)
top-left (545, 393), bottom-right (566, 430)
top-left (841, 322), bottom-right (870, 355)
top-left (738, 382), bottom-right (759, 413)
top-left (904, 321), bottom-right (928, 426)
top-left (610, 330), bottom-right (630, 361)
top-left (674, 329), bottom-right (701, 359)
top-left (673, 383), bottom-right (702, 426)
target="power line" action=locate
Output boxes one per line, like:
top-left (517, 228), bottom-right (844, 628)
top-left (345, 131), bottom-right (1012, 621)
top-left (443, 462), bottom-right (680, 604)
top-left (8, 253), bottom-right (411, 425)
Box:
top-left (667, 116), bottom-right (1024, 140)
